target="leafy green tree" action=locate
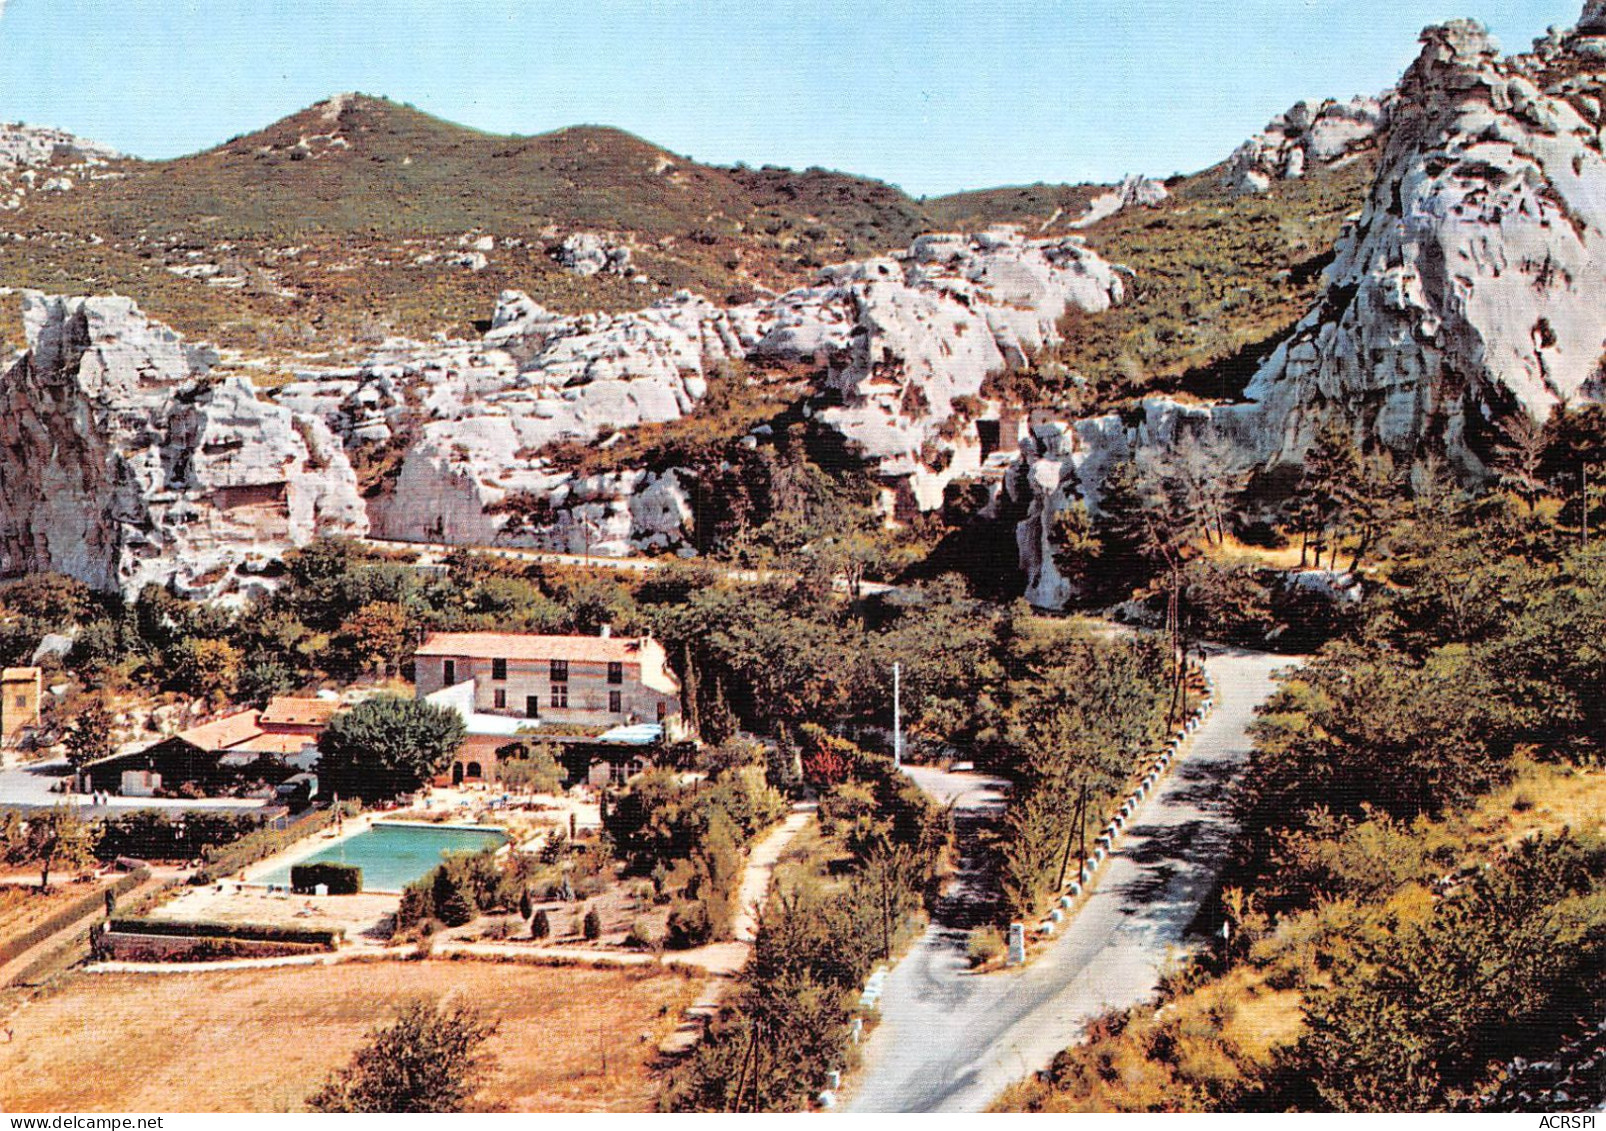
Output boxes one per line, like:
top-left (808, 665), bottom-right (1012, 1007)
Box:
top-left (497, 742), bottom-right (564, 795)
top-left (317, 696), bottom-right (466, 802)
top-left (1295, 834), bottom-right (1606, 1111)
top-left (1048, 500), bottom-right (1101, 597)
top-left (1298, 415), bottom-right (1363, 569)
top-left (0, 572), bottom-right (94, 626)
top-left (1543, 402), bottom-right (1606, 548)
top-left (307, 1000), bottom-right (499, 1113)
top-left (5, 806), bottom-right (100, 891)
top-left (169, 637), bottom-right (243, 702)
top-left (327, 600), bottom-right (414, 678)
top-left (237, 655), bottom-right (300, 706)
top-left (1494, 409), bottom-right (1550, 513)
top-left (63, 699), bottom-right (115, 769)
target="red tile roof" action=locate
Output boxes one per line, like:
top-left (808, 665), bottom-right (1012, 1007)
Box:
top-left (232, 732), bottom-right (319, 755)
top-left (173, 710), bottom-right (263, 752)
top-left (415, 632), bottom-right (650, 664)
top-left (259, 696), bottom-right (339, 728)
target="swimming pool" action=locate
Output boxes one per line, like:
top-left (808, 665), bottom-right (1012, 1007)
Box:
top-left (254, 822), bottom-right (509, 893)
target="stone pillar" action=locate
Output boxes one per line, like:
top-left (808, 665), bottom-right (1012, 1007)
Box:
top-left (1007, 921), bottom-right (1026, 965)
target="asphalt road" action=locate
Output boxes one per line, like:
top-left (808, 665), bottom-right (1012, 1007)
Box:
top-left (846, 647), bottom-right (1290, 1113)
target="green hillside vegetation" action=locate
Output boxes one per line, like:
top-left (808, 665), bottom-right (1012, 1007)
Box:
top-left (991, 158), bottom-right (1375, 414)
top-left (0, 95), bottom-right (932, 353)
top-left (922, 181), bottom-right (1103, 234)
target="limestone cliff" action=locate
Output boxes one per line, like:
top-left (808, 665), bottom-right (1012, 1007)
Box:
top-left (283, 228), bottom-right (1126, 553)
top-left (0, 293), bottom-right (368, 599)
top-left (1235, 15), bottom-right (1606, 476)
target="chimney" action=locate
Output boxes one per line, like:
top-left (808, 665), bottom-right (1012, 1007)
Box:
top-left (599, 624), bottom-right (612, 639)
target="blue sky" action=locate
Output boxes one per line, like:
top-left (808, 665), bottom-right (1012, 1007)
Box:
top-left (0, 0), bottom-right (1581, 196)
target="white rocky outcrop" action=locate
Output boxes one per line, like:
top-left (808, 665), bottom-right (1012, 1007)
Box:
top-left (1227, 95), bottom-right (1385, 194)
top-left (1070, 174), bottom-right (1170, 228)
top-left (285, 228), bottom-right (1126, 552)
top-left (746, 228), bottom-right (1125, 509)
top-left (278, 288), bottom-right (739, 551)
top-left (0, 123), bottom-right (120, 210)
top-left (556, 232), bottom-right (633, 277)
top-left (0, 293), bottom-right (367, 600)
top-left (1232, 14), bottom-right (1606, 475)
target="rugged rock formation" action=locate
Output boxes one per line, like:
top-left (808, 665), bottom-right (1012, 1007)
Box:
top-left (1070, 173), bottom-right (1170, 228)
top-left (1233, 14), bottom-right (1606, 476)
top-left (1226, 95), bottom-right (1385, 194)
top-left (746, 228), bottom-right (1125, 510)
top-left (555, 232), bottom-right (634, 277)
top-left (1010, 398), bottom-right (1214, 608)
top-left (1014, 8), bottom-right (1606, 608)
top-left (285, 228), bottom-right (1126, 552)
top-left (278, 289), bottom-right (739, 551)
top-left (0, 293), bottom-right (367, 599)
top-left (0, 123), bottom-right (121, 210)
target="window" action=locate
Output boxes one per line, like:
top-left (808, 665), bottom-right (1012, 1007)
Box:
top-left (607, 661), bottom-right (623, 685)
top-left (551, 684), bottom-right (569, 709)
top-left (493, 689), bottom-right (506, 710)
top-left (492, 658), bottom-right (507, 681)
top-left (609, 691), bottom-right (622, 713)
top-left (443, 659), bottom-right (456, 686)
top-left (550, 659), bottom-right (568, 682)
top-left (13, 695), bottom-right (25, 709)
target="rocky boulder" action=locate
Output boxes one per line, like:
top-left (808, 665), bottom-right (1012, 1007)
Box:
top-left (1230, 15), bottom-right (1606, 475)
top-left (555, 232), bottom-right (633, 277)
top-left (0, 123), bottom-right (120, 211)
top-left (0, 293), bottom-right (368, 600)
top-left (1070, 173), bottom-right (1170, 228)
top-left (1226, 95), bottom-right (1385, 194)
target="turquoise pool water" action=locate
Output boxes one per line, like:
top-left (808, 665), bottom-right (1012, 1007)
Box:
top-left (255, 822), bottom-right (509, 893)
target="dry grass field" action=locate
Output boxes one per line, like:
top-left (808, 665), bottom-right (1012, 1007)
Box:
top-left (0, 958), bottom-right (697, 1113)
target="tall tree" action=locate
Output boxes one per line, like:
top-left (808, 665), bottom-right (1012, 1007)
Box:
top-left (317, 696), bottom-right (466, 802)
top-left (63, 699), bottom-right (115, 771)
top-left (1299, 415), bottom-right (1363, 570)
top-left (7, 806), bottom-right (100, 891)
top-left (1494, 409), bottom-right (1550, 513)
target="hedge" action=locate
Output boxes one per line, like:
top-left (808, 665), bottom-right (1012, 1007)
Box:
top-left (290, 862), bottom-right (362, 895)
top-left (192, 802), bottom-right (358, 885)
top-left (98, 934), bottom-right (330, 963)
top-left (95, 811), bottom-right (263, 863)
top-left (107, 918), bottom-right (343, 947)
top-left (0, 869), bottom-right (149, 968)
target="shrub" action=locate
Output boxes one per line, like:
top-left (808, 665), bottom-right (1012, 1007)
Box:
top-left (665, 899), bottom-right (712, 949)
top-left (582, 907), bottom-right (602, 941)
top-left (430, 865), bottom-right (476, 927)
top-left (193, 804), bottom-right (356, 884)
top-left (625, 918), bottom-right (658, 950)
top-left (530, 909), bottom-right (550, 939)
top-left (290, 862), bottom-right (363, 895)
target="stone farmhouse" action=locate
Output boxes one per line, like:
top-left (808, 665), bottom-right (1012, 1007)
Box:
top-left (413, 629), bottom-right (686, 787)
top-left (413, 629), bottom-right (683, 732)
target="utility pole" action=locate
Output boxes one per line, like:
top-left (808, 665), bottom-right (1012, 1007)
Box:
top-left (893, 662), bottom-right (902, 769)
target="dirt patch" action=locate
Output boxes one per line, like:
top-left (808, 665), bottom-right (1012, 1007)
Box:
top-left (0, 959), bottom-right (697, 1112)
